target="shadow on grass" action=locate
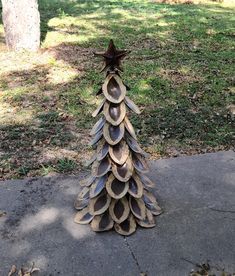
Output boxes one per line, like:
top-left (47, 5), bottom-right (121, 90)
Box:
top-left (0, 63), bottom-right (94, 179)
top-left (39, 0), bottom-right (143, 43)
top-left (0, 0), bottom-right (234, 178)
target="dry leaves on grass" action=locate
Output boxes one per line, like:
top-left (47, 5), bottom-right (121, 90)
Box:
top-left (227, 104), bottom-right (235, 120)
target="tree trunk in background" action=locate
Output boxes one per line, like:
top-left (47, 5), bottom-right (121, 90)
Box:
top-left (2, 0), bottom-right (40, 51)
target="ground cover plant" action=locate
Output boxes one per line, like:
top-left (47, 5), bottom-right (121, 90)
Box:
top-left (0, 0), bottom-right (234, 179)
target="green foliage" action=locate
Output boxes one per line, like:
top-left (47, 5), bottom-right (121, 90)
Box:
top-left (55, 158), bottom-right (77, 173)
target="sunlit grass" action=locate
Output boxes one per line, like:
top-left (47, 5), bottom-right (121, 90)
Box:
top-left (0, 0), bottom-right (234, 179)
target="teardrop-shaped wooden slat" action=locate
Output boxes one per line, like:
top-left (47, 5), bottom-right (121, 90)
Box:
top-left (91, 211), bottom-right (114, 232)
top-left (74, 207), bottom-right (94, 224)
top-left (89, 190), bottom-right (111, 215)
top-left (109, 197), bottom-right (130, 223)
top-left (132, 153), bottom-right (149, 173)
top-left (109, 140), bottom-right (129, 165)
top-left (124, 96), bottom-right (141, 114)
top-left (143, 190), bottom-right (158, 206)
top-left (138, 174), bottom-right (155, 188)
top-left (76, 186), bottom-right (90, 200)
top-left (143, 190), bottom-right (162, 216)
top-left (124, 116), bottom-right (137, 140)
top-left (74, 197), bottom-right (89, 211)
top-left (102, 74), bottom-right (126, 103)
top-left (103, 122), bottom-right (125, 145)
top-left (92, 98), bottom-right (106, 117)
top-left (103, 101), bottom-right (126, 126)
top-left (74, 187), bottom-right (90, 210)
top-left (89, 175), bottom-right (108, 198)
top-left (96, 140), bottom-right (109, 161)
top-left (88, 129), bottom-right (103, 146)
top-left (136, 208), bottom-right (156, 228)
top-left (128, 174), bottom-right (143, 198)
top-left (90, 117), bottom-right (106, 136)
top-left (80, 175), bottom-right (96, 187)
top-left (112, 156), bottom-right (133, 182)
top-left (146, 202), bottom-right (162, 216)
top-left (92, 156), bottom-right (111, 177)
top-left (106, 174), bottom-right (129, 199)
top-left (114, 214), bottom-right (136, 236)
top-left (84, 152), bottom-right (96, 167)
top-left (125, 132), bottom-right (145, 154)
top-left (129, 196), bottom-right (146, 220)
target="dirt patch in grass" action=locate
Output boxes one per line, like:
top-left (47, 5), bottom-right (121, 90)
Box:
top-left (159, 68), bottom-right (203, 86)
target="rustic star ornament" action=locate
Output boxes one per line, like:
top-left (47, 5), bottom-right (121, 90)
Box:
top-left (94, 39), bottom-right (129, 72)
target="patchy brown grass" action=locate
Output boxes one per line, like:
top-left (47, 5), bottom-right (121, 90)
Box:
top-left (158, 68), bottom-right (203, 86)
top-left (0, 0), bottom-right (234, 179)
top-left (0, 47), bottom-right (94, 180)
top-left (154, 0), bottom-right (195, 4)
top-left (154, 0), bottom-right (224, 4)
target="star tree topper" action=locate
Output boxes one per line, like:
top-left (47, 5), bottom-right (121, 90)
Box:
top-left (94, 39), bottom-right (129, 72)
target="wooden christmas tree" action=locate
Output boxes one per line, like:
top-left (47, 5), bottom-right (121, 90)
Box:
top-left (74, 40), bottom-right (162, 235)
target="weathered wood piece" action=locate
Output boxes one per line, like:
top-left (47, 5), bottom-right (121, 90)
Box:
top-left (74, 40), bottom-right (162, 235)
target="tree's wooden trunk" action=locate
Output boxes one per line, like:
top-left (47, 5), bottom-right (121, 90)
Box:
top-left (2, 0), bottom-right (40, 51)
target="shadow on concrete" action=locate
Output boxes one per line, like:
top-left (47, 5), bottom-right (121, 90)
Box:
top-left (0, 151), bottom-right (235, 275)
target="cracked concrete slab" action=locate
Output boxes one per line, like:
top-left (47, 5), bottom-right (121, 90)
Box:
top-left (0, 177), bottom-right (139, 276)
top-left (126, 150), bottom-right (235, 276)
top-left (0, 151), bottom-right (235, 276)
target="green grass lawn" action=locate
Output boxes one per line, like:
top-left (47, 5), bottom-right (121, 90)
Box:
top-left (0, 0), bottom-right (234, 179)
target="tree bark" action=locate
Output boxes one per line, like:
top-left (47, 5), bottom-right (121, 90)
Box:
top-left (2, 0), bottom-right (40, 51)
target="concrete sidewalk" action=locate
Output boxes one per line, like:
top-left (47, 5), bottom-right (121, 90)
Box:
top-left (0, 151), bottom-right (234, 276)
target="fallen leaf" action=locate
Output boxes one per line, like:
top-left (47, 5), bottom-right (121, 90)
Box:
top-left (0, 211), bottom-right (7, 217)
top-left (8, 265), bottom-right (17, 276)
